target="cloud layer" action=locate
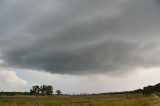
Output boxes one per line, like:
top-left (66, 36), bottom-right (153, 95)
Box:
top-left (0, 0), bottom-right (160, 74)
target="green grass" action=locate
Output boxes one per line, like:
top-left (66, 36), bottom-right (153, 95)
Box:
top-left (0, 94), bottom-right (158, 106)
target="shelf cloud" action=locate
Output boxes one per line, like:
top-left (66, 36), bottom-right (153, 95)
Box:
top-left (0, 0), bottom-right (160, 74)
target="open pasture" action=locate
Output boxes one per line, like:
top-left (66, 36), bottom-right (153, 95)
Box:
top-left (0, 94), bottom-right (158, 106)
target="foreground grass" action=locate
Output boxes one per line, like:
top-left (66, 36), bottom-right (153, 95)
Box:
top-left (0, 94), bottom-right (158, 106)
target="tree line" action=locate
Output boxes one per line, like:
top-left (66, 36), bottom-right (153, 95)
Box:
top-left (0, 83), bottom-right (160, 96)
top-left (30, 85), bottom-right (62, 96)
top-left (0, 92), bottom-right (30, 96)
top-left (0, 85), bottom-right (61, 96)
top-left (100, 83), bottom-right (160, 96)
top-left (142, 83), bottom-right (160, 96)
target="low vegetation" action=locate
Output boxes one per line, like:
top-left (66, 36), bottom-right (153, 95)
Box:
top-left (0, 94), bottom-right (157, 106)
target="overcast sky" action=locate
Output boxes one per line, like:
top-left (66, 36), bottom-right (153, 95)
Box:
top-left (0, 0), bottom-right (160, 94)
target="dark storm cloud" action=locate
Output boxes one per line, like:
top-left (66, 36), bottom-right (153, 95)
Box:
top-left (0, 0), bottom-right (160, 74)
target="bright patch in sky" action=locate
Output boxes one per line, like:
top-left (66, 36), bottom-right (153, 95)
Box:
top-left (0, 68), bottom-right (28, 91)
top-left (13, 68), bottom-right (160, 94)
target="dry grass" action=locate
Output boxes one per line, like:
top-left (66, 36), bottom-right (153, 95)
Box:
top-left (0, 94), bottom-right (158, 106)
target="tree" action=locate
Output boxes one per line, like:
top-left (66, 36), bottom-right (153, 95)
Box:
top-left (30, 85), bottom-right (53, 96)
top-left (155, 83), bottom-right (160, 92)
top-left (30, 85), bottom-right (40, 96)
top-left (46, 85), bottom-right (53, 95)
top-left (40, 85), bottom-right (47, 96)
top-left (143, 86), bottom-right (154, 96)
top-left (56, 90), bottom-right (61, 95)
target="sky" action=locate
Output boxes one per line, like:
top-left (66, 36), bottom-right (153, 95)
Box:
top-left (0, 0), bottom-right (160, 94)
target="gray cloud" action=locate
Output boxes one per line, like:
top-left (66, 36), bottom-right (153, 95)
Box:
top-left (0, 0), bottom-right (160, 74)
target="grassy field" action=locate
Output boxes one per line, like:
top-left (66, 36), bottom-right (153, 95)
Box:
top-left (0, 94), bottom-right (159, 106)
